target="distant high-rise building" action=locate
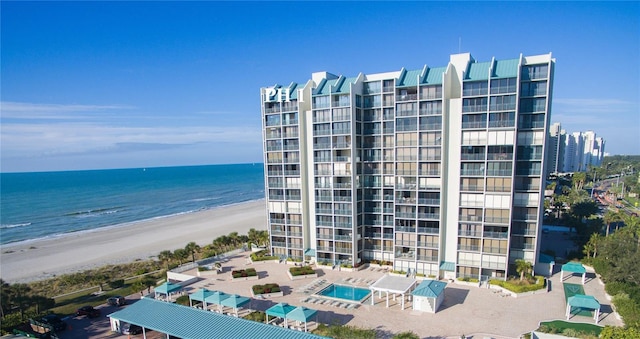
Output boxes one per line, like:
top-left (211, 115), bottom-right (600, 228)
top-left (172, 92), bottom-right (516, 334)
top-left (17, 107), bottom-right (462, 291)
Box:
top-left (261, 52), bottom-right (554, 281)
top-left (553, 125), bottom-right (606, 173)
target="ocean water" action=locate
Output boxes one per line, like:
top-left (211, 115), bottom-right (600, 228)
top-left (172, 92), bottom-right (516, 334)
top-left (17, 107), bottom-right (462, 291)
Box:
top-left (0, 164), bottom-right (265, 245)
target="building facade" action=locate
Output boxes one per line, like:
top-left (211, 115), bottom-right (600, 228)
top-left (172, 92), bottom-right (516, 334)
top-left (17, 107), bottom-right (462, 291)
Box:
top-left (556, 126), bottom-right (606, 173)
top-left (261, 52), bottom-right (555, 280)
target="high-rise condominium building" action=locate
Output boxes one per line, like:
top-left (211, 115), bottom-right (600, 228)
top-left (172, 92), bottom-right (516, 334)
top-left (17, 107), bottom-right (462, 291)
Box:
top-left (261, 52), bottom-right (554, 281)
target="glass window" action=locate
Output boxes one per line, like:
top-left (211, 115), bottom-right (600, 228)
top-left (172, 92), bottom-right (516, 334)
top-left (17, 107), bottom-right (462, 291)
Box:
top-left (420, 85), bottom-right (442, 99)
top-left (364, 81), bottom-right (381, 94)
top-left (463, 81), bottom-right (488, 96)
top-left (519, 98), bottom-right (547, 113)
top-left (313, 96), bottom-right (330, 109)
top-left (419, 101), bottom-right (442, 115)
top-left (522, 64), bottom-right (549, 80)
top-left (521, 81), bottom-right (548, 96)
top-left (489, 95), bottom-right (516, 111)
top-left (490, 78), bottom-right (517, 94)
top-left (462, 97), bottom-right (488, 113)
top-left (462, 114), bottom-right (487, 129)
top-left (488, 112), bottom-right (515, 128)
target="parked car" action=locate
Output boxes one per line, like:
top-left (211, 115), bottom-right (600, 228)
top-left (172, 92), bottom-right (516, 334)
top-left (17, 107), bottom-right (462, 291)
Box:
top-left (107, 295), bottom-right (126, 306)
top-left (123, 324), bottom-right (143, 335)
top-left (76, 305), bottom-right (100, 318)
top-left (40, 314), bottom-right (67, 331)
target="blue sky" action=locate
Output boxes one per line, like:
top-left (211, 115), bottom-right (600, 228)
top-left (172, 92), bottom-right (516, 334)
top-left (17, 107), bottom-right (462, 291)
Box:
top-left (1, 1), bottom-right (638, 172)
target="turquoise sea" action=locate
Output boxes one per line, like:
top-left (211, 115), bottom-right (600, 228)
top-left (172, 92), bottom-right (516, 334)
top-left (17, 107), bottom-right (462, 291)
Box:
top-left (0, 164), bottom-right (264, 245)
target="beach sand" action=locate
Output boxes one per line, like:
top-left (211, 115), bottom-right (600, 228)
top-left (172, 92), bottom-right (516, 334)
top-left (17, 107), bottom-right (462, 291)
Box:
top-left (0, 200), bottom-right (267, 283)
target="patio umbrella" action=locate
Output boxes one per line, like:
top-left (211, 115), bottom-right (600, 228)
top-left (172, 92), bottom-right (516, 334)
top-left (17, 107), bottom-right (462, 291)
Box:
top-left (205, 291), bottom-right (230, 312)
top-left (189, 288), bottom-right (214, 309)
top-left (265, 303), bottom-right (296, 327)
top-left (220, 294), bottom-right (251, 316)
top-left (286, 306), bottom-right (317, 332)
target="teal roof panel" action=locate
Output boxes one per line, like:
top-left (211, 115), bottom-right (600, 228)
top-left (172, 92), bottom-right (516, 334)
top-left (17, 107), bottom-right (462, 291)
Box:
top-left (492, 58), bottom-right (519, 78)
top-left (439, 261), bottom-right (455, 272)
top-left (421, 67), bottom-right (446, 85)
top-left (562, 262), bottom-right (586, 274)
top-left (155, 282), bottom-right (182, 295)
top-left (412, 280), bottom-right (447, 298)
top-left (465, 61), bottom-right (491, 80)
top-left (333, 77), bottom-right (357, 94)
top-left (109, 297), bottom-right (328, 339)
top-left (397, 69), bottom-right (421, 87)
top-left (313, 79), bottom-right (338, 96)
top-left (539, 253), bottom-right (555, 264)
top-left (567, 295), bottom-right (600, 310)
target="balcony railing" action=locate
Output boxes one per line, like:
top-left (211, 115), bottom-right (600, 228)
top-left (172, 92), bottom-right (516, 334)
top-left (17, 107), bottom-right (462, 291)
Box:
top-left (316, 234), bottom-right (333, 240)
top-left (483, 246), bottom-right (507, 254)
top-left (460, 185), bottom-right (483, 191)
top-left (420, 123), bottom-right (442, 131)
top-left (459, 215), bottom-right (482, 222)
top-left (417, 227), bottom-right (439, 234)
top-left (417, 255), bottom-right (438, 262)
top-left (418, 198), bottom-right (440, 205)
top-left (458, 230), bottom-right (482, 237)
top-left (483, 231), bottom-right (508, 239)
top-left (458, 245), bottom-right (480, 252)
top-left (396, 226), bottom-right (416, 233)
top-left (418, 213), bottom-right (440, 219)
top-left (461, 153), bottom-right (485, 161)
top-left (417, 241), bottom-right (438, 248)
top-left (484, 217), bottom-right (509, 224)
top-left (396, 94), bottom-right (418, 101)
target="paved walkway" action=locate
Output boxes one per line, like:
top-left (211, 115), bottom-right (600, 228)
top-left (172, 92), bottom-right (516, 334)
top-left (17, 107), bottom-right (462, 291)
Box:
top-left (171, 252), bottom-right (623, 338)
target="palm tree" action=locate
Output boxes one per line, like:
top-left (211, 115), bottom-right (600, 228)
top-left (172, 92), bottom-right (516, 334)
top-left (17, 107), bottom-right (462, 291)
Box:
top-left (515, 259), bottom-right (532, 281)
top-left (228, 232), bottom-right (240, 248)
top-left (9, 283), bottom-right (32, 320)
top-left (603, 210), bottom-right (623, 236)
top-left (248, 228), bottom-right (260, 248)
top-left (173, 248), bottom-right (189, 265)
top-left (158, 250), bottom-right (174, 270)
top-left (185, 242), bottom-right (201, 263)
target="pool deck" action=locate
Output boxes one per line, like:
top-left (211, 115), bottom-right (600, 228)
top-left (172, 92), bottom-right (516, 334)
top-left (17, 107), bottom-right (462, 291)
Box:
top-left (177, 252), bottom-right (623, 339)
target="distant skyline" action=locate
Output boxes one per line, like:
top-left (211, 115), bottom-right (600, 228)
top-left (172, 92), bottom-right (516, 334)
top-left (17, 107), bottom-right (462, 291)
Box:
top-left (2, 1), bottom-right (638, 173)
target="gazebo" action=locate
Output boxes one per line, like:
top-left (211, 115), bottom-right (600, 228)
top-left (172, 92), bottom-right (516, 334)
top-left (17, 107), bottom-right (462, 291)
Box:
top-left (219, 294), bottom-right (251, 317)
top-left (286, 306), bottom-right (318, 332)
top-left (189, 288), bottom-right (214, 309)
top-left (369, 275), bottom-right (417, 310)
top-left (154, 282), bottom-right (183, 302)
top-left (205, 291), bottom-right (230, 312)
top-left (560, 262), bottom-right (587, 285)
top-left (265, 303), bottom-right (295, 327)
top-left (412, 280), bottom-right (447, 313)
top-left (566, 294), bottom-right (601, 323)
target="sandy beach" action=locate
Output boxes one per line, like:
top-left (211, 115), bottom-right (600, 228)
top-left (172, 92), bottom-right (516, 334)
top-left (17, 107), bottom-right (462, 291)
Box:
top-left (0, 200), bottom-right (267, 283)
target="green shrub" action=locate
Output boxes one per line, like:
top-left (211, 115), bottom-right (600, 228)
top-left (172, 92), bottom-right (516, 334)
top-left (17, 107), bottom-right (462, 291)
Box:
top-left (108, 279), bottom-right (124, 289)
top-left (175, 295), bottom-right (190, 306)
top-left (489, 276), bottom-right (545, 293)
top-left (393, 331), bottom-right (420, 339)
top-left (250, 250), bottom-right (278, 262)
top-left (232, 268), bottom-right (257, 278)
top-left (313, 324), bottom-right (376, 339)
top-left (252, 283), bottom-right (281, 295)
top-left (457, 277), bottom-right (479, 283)
top-left (243, 311), bottom-right (266, 322)
top-left (198, 266), bottom-right (210, 271)
top-left (289, 266), bottom-right (315, 276)
top-left (391, 270), bottom-right (406, 275)
top-left (612, 293), bottom-right (640, 328)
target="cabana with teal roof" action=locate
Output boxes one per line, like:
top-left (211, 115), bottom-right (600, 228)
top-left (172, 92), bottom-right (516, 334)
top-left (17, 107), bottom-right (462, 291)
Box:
top-left (412, 280), bottom-right (447, 313)
top-left (560, 262), bottom-right (587, 285)
top-left (220, 294), bottom-right (251, 317)
top-left (286, 306), bottom-right (318, 332)
top-left (566, 294), bottom-right (601, 323)
top-left (154, 281), bottom-right (183, 302)
top-left (266, 303), bottom-right (296, 327)
top-left (205, 291), bottom-right (230, 312)
top-left (189, 288), bottom-right (214, 309)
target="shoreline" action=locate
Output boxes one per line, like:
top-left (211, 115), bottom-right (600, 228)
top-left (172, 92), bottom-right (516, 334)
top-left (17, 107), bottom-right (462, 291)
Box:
top-left (0, 199), bottom-right (267, 283)
top-left (0, 198), bottom-right (265, 248)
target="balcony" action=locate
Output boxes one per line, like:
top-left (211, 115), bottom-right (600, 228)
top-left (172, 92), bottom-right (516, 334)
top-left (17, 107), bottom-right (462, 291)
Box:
top-left (459, 215), bottom-right (482, 222)
top-left (419, 123), bottom-right (442, 131)
top-left (272, 241), bottom-right (287, 248)
top-left (458, 245), bottom-right (480, 252)
top-left (396, 94), bottom-right (418, 101)
top-left (513, 229), bottom-right (537, 236)
top-left (461, 169), bottom-right (484, 176)
top-left (396, 226), bottom-right (416, 233)
top-left (418, 213), bottom-right (440, 220)
top-left (483, 231), bottom-right (508, 239)
top-left (511, 243), bottom-right (535, 250)
top-left (270, 218), bottom-right (286, 224)
top-left (316, 208), bottom-right (333, 214)
top-left (314, 143), bottom-right (331, 149)
top-left (486, 169), bottom-right (512, 177)
top-left (283, 170), bottom-right (300, 176)
top-left (335, 235), bottom-right (352, 241)
top-left (315, 195), bottom-right (332, 202)
top-left (316, 246), bottom-right (333, 252)
top-left (332, 128), bottom-right (350, 135)
top-left (269, 195), bottom-right (284, 201)
top-left (335, 247), bottom-right (352, 254)
top-left (285, 195), bottom-right (301, 200)
top-left (283, 144), bottom-right (299, 150)
top-left (488, 120), bottom-right (515, 128)
top-left (334, 209), bottom-right (352, 215)
top-left (460, 185), bottom-right (483, 192)
top-left (283, 119), bottom-right (299, 125)
top-left (461, 121), bottom-right (487, 129)
top-left (458, 230), bottom-right (482, 237)
top-left (395, 252), bottom-right (416, 260)
top-left (270, 230), bottom-right (286, 236)
top-left (417, 227), bottom-right (439, 234)
top-left (266, 133), bottom-right (282, 139)
top-left (419, 170), bottom-right (441, 176)
top-left (335, 222), bottom-right (353, 229)
top-left (461, 153), bottom-right (485, 161)
top-left (317, 234), bottom-right (333, 240)
top-left (288, 243), bottom-right (303, 249)
top-left (513, 214), bottom-right (538, 221)
top-left (481, 261), bottom-right (506, 270)
top-left (483, 247), bottom-right (507, 254)
top-left (418, 198), bottom-right (440, 205)
top-left (458, 259), bottom-right (481, 267)
top-left (417, 241), bottom-right (438, 248)
top-left (417, 255), bottom-right (438, 262)
top-left (382, 233), bottom-right (394, 239)
top-left (283, 132), bottom-right (299, 138)
top-left (484, 217), bottom-right (509, 224)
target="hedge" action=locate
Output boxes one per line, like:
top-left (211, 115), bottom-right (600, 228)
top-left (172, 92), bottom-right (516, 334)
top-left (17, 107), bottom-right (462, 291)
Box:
top-left (232, 268), bottom-right (257, 278)
top-left (252, 283), bottom-right (281, 295)
top-left (250, 250), bottom-right (278, 262)
top-left (489, 276), bottom-right (545, 293)
top-left (289, 266), bottom-right (315, 276)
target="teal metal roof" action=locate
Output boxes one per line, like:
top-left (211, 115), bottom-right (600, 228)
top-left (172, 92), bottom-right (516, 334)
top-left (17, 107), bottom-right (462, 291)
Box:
top-left (155, 282), bottom-right (182, 295)
top-left (465, 61), bottom-right (491, 80)
top-left (313, 78), bottom-right (338, 96)
top-left (332, 77), bottom-right (357, 94)
top-left (439, 261), bottom-right (455, 272)
top-left (562, 262), bottom-right (586, 274)
top-left (108, 297), bottom-right (328, 339)
top-left (287, 306), bottom-right (318, 323)
top-left (412, 280), bottom-right (447, 298)
top-left (397, 69), bottom-right (421, 87)
top-left (539, 253), bottom-right (555, 264)
top-left (266, 303), bottom-right (296, 318)
top-left (288, 83), bottom-right (300, 100)
top-left (567, 295), bottom-right (600, 310)
top-left (492, 58), bottom-right (519, 78)
top-left (220, 294), bottom-right (251, 309)
top-left (304, 248), bottom-right (315, 256)
top-left (189, 288), bottom-right (214, 302)
top-left (420, 67), bottom-right (446, 85)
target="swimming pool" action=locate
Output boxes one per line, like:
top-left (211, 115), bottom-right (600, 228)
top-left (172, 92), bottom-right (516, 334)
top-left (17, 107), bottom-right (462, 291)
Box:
top-left (316, 284), bottom-right (370, 303)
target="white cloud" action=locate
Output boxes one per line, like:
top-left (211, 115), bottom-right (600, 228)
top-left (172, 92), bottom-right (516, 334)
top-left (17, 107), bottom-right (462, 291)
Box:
top-left (0, 101), bottom-right (135, 120)
top-left (0, 122), bottom-right (262, 158)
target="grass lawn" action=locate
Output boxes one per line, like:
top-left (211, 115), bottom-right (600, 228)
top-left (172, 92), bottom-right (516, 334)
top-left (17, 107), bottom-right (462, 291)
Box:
top-left (539, 320), bottom-right (603, 336)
